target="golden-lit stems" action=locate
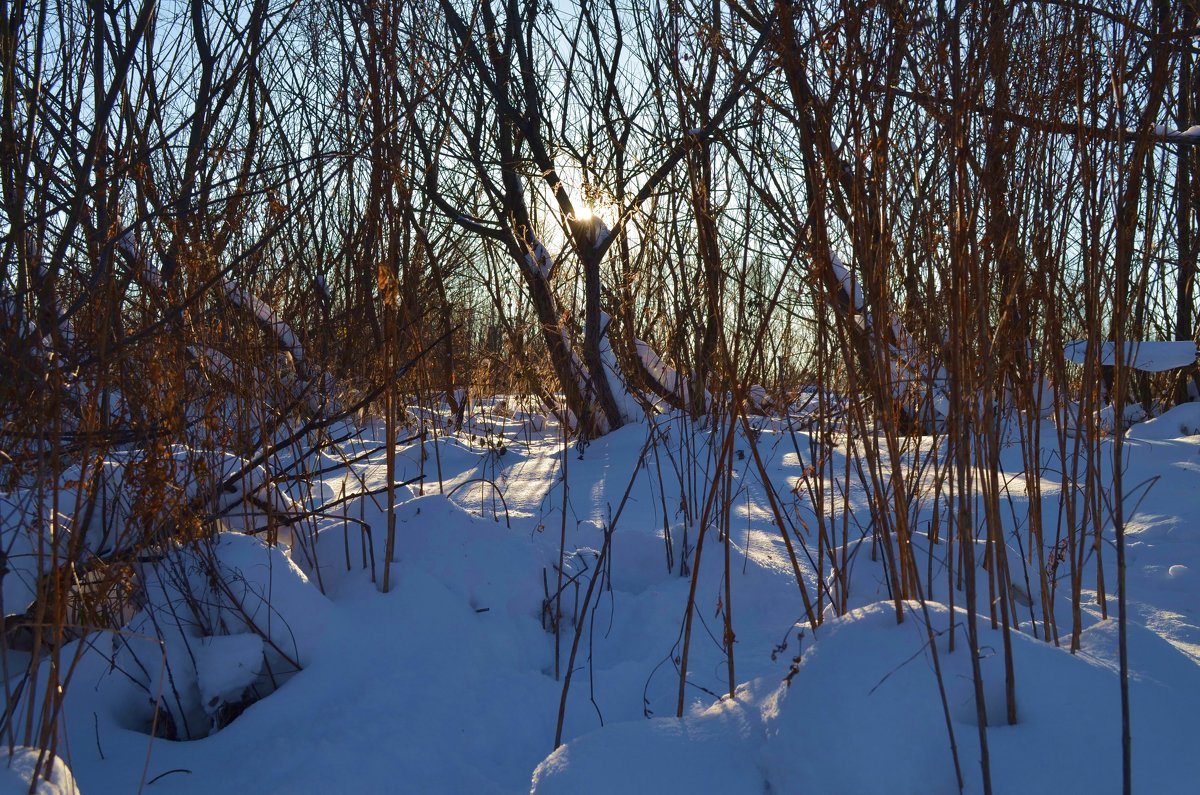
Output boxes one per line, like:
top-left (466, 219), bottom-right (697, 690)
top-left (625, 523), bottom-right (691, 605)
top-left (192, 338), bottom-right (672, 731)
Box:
top-left (676, 412), bottom-right (739, 717)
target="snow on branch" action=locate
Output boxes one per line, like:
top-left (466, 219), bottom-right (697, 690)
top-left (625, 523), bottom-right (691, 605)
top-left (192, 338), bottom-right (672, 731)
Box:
top-left (1144, 124), bottom-right (1200, 144)
top-left (222, 280), bottom-right (340, 416)
top-left (636, 338), bottom-right (681, 397)
top-left (223, 281), bottom-right (307, 367)
top-left (828, 250), bottom-right (864, 311)
top-left (524, 239), bottom-right (556, 279)
top-left (598, 312), bottom-right (641, 424)
top-left (590, 217), bottom-right (611, 252)
top-left (115, 228), bottom-right (163, 292)
top-left (828, 250), bottom-right (869, 332)
top-left (187, 344), bottom-right (240, 384)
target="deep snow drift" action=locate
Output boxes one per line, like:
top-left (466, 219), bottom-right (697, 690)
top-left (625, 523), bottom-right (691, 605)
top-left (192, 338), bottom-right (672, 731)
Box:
top-left (4, 402), bottom-right (1200, 793)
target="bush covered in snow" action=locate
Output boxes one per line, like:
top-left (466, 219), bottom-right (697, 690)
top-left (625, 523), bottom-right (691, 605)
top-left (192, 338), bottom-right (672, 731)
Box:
top-left (105, 532), bottom-right (329, 739)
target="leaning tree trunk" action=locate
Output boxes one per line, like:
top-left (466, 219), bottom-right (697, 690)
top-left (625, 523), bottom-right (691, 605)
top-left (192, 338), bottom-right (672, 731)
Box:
top-left (1176, 5), bottom-right (1198, 405)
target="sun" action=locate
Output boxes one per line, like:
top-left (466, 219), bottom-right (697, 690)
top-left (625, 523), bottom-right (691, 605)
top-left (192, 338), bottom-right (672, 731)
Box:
top-left (572, 204), bottom-right (594, 222)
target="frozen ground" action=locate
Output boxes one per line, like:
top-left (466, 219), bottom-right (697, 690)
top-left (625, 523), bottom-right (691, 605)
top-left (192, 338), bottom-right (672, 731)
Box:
top-left (4, 402), bottom-right (1200, 793)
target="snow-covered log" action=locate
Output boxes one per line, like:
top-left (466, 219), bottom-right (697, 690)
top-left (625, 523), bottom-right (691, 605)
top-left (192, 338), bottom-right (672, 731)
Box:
top-left (829, 250), bottom-right (866, 316)
top-left (1064, 340), bottom-right (1198, 372)
top-left (747, 384), bottom-right (773, 414)
top-left (222, 281), bottom-right (308, 374)
top-left (633, 336), bottom-right (715, 411)
top-left (222, 280), bottom-right (340, 416)
top-left (635, 338), bottom-right (680, 397)
top-left (187, 344), bottom-right (240, 384)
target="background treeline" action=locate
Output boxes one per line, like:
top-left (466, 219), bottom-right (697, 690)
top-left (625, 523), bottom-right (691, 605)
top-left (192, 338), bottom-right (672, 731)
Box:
top-left (2, 0), bottom-right (1196, 444)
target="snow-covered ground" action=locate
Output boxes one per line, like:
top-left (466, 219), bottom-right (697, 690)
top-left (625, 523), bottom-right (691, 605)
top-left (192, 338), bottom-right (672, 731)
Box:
top-left (4, 402), bottom-right (1200, 793)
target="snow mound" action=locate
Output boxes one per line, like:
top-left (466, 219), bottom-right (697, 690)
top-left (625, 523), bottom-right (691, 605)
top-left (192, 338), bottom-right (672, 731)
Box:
top-left (1127, 402), bottom-right (1200, 440)
top-left (306, 494), bottom-right (549, 633)
top-left (109, 532), bottom-right (330, 739)
top-left (532, 696), bottom-right (765, 794)
top-left (535, 601), bottom-right (1200, 794)
top-left (0, 748), bottom-right (78, 795)
top-left (388, 495), bottom-right (547, 622)
top-left (194, 633), bottom-right (265, 710)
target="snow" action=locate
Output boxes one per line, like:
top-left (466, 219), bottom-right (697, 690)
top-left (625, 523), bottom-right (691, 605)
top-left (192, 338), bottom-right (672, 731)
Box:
top-left (888, 343), bottom-right (951, 424)
top-left (221, 282), bottom-right (340, 418)
top-left (194, 633), bottom-right (265, 713)
top-left (824, 252), bottom-right (951, 427)
top-left (113, 532), bottom-right (330, 739)
top-left (1146, 123), bottom-right (1200, 142)
top-left (635, 337), bottom-right (710, 408)
top-left (635, 338), bottom-right (678, 394)
top-left (0, 447), bottom-right (296, 618)
top-left (223, 281), bottom-right (305, 362)
top-left (186, 344), bottom-right (238, 383)
top-left (1064, 340), bottom-right (1198, 372)
top-left (4, 404), bottom-right (1200, 793)
top-left (1, 749), bottom-right (78, 795)
top-left (829, 249), bottom-right (865, 312)
top-left (1137, 124), bottom-right (1200, 142)
top-left (746, 384), bottom-right (771, 413)
top-left (548, 314), bottom-right (640, 432)
top-left (598, 312), bottom-right (642, 424)
top-left (532, 696), bottom-right (765, 794)
top-left (591, 219), bottom-right (610, 250)
top-left (524, 240), bottom-right (556, 279)
top-left (536, 600), bottom-right (1200, 794)
top-left (1126, 401), bottom-right (1200, 440)
top-left (114, 229), bottom-right (161, 292)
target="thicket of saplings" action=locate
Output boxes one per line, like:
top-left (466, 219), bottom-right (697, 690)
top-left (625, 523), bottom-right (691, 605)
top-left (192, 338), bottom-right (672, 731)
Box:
top-left (2, 0), bottom-right (1196, 792)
